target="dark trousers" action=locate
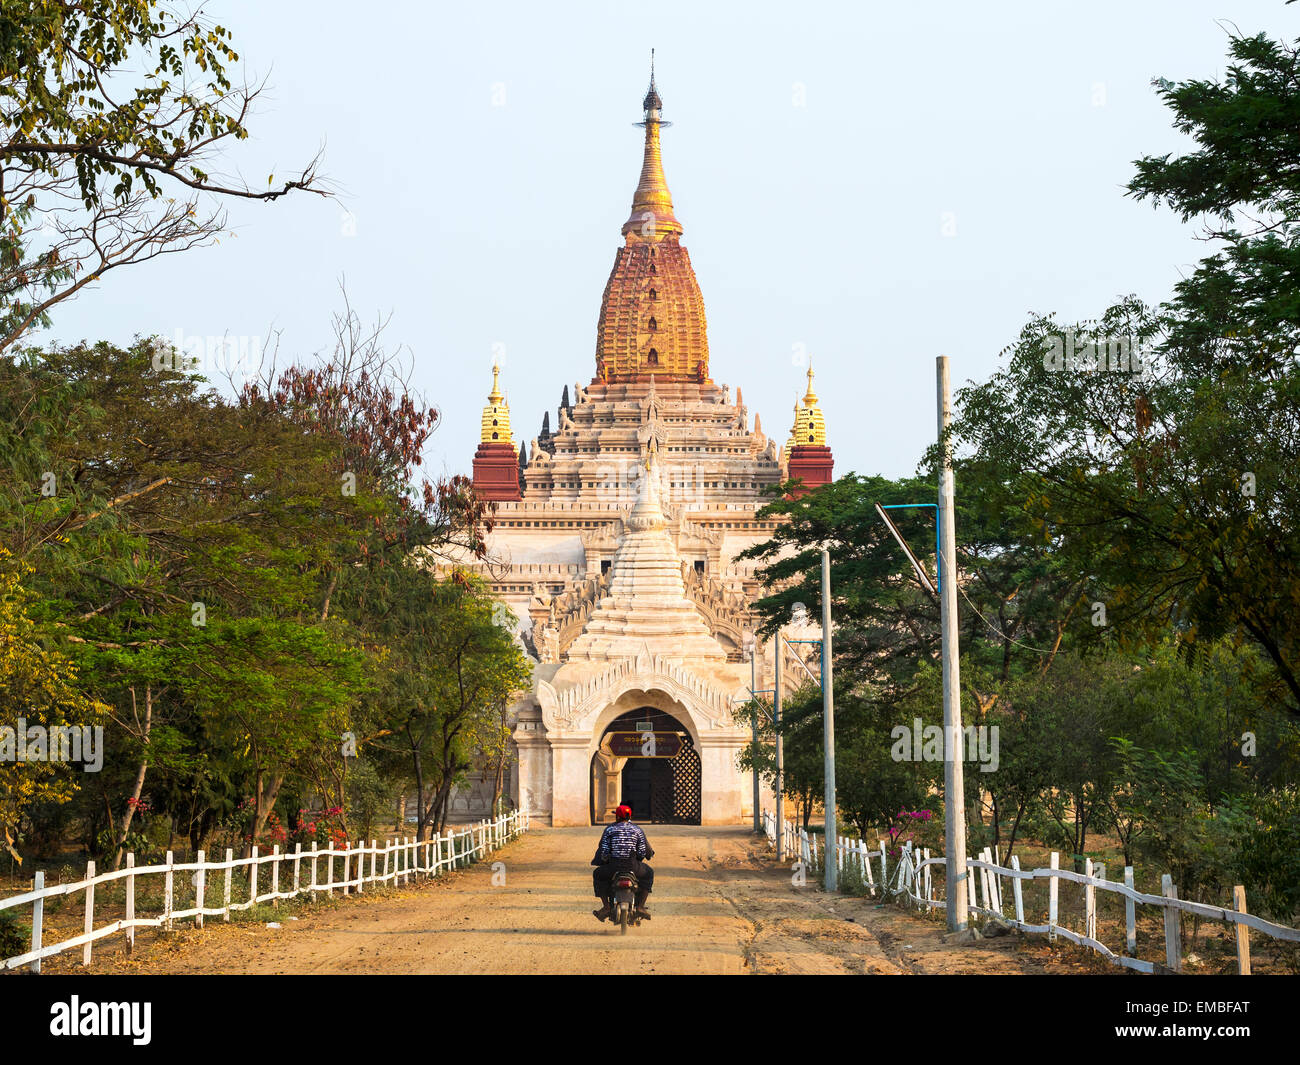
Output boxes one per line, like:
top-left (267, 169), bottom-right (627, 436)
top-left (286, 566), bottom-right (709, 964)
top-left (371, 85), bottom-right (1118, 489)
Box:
top-left (593, 859), bottom-right (654, 904)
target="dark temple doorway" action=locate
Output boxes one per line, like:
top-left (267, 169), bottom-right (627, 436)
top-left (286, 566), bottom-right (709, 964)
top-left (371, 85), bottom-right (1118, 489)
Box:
top-left (590, 707), bottom-right (701, 826)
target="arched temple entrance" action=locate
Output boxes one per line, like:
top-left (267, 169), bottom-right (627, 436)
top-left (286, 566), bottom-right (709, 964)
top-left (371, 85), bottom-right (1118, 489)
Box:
top-left (589, 706), bottom-right (701, 825)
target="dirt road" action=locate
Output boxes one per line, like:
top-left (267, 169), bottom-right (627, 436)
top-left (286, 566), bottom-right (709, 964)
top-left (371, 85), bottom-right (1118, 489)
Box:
top-left (59, 826), bottom-right (1102, 975)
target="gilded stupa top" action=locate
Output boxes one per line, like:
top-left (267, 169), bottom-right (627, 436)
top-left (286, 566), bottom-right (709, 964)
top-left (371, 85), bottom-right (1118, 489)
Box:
top-left (480, 363), bottom-right (513, 444)
top-left (595, 57), bottom-right (710, 386)
top-left (794, 365), bottom-right (827, 447)
top-left (622, 51), bottom-right (682, 242)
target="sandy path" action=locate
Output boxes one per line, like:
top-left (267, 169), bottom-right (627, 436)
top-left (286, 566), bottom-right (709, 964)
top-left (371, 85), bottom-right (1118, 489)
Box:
top-left (53, 826), bottom-right (1102, 975)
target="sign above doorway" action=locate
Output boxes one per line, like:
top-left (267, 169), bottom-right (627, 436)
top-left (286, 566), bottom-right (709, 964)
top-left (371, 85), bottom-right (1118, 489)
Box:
top-left (605, 731), bottom-right (683, 758)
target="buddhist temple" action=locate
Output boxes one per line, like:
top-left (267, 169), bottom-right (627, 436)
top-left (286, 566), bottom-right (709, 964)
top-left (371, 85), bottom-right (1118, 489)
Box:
top-left (449, 63), bottom-right (833, 826)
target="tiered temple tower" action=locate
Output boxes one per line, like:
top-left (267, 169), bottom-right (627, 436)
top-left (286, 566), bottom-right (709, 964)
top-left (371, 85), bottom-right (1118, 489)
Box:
top-left (456, 64), bottom-right (832, 827)
top-left (785, 365), bottom-right (834, 497)
top-left (471, 364), bottom-right (522, 502)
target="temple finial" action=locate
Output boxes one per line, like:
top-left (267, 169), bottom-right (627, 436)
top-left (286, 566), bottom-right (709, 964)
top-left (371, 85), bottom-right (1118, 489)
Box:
top-left (803, 362), bottom-right (819, 406)
top-left (644, 49), bottom-right (660, 111)
top-left (624, 52), bottom-right (681, 241)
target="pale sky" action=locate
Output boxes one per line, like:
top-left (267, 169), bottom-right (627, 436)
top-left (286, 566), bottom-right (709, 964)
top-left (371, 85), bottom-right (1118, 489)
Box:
top-left (38, 0), bottom-right (1298, 480)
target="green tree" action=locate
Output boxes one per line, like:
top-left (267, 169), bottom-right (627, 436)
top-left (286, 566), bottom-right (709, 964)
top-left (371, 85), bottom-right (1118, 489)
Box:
top-left (0, 550), bottom-right (107, 860)
top-left (949, 22), bottom-right (1300, 716)
top-left (183, 617), bottom-right (369, 846)
top-left (361, 570), bottom-right (530, 840)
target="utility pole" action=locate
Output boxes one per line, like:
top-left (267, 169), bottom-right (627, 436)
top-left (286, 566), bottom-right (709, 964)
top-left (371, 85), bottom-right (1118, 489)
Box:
top-left (749, 639), bottom-right (761, 833)
top-left (937, 355), bottom-right (968, 932)
top-left (821, 548), bottom-right (836, 892)
top-left (773, 630), bottom-right (784, 864)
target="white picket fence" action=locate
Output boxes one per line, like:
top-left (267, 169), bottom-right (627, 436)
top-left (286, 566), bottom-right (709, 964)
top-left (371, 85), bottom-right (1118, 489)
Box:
top-left (1, 809), bottom-right (529, 973)
top-left (762, 811), bottom-right (1300, 974)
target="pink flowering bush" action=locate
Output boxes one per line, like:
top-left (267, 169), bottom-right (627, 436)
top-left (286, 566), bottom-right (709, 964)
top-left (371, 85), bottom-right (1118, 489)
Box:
top-left (886, 808), bottom-right (938, 859)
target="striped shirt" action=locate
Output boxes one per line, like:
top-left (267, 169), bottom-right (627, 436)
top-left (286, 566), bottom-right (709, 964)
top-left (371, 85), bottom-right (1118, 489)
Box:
top-left (598, 821), bottom-right (652, 862)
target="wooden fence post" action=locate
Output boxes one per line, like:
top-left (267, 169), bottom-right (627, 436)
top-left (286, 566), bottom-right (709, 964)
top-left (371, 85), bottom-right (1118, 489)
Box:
top-left (30, 870), bottom-right (43, 974)
top-left (310, 842), bottom-right (319, 894)
top-left (370, 839), bottom-right (378, 886)
top-left (326, 841), bottom-right (335, 896)
top-left (343, 843), bottom-right (351, 895)
top-left (1094, 862), bottom-right (1106, 940)
top-left (249, 845), bottom-right (259, 907)
top-left (293, 842), bottom-right (302, 897)
top-left (1124, 866), bottom-right (1136, 955)
top-left (1084, 858), bottom-right (1096, 942)
top-left (1162, 874), bottom-right (1181, 973)
top-left (222, 848), bottom-right (233, 921)
top-left (81, 859), bottom-right (95, 967)
top-left (125, 853), bottom-right (135, 952)
top-left (1233, 885), bottom-right (1251, 975)
top-left (164, 850), bottom-right (175, 930)
top-left (195, 849), bottom-right (206, 929)
top-left (1048, 852), bottom-right (1059, 942)
top-left (271, 844), bottom-right (281, 904)
top-left (1011, 855), bottom-right (1024, 925)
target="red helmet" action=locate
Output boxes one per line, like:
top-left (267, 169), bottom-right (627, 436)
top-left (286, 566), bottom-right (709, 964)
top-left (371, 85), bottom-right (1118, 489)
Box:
top-left (615, 804), bottom-right (633, 821)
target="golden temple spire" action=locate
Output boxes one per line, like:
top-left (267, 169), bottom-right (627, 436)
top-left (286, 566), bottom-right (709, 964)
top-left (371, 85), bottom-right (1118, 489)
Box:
top-left (622, 50), bottom-right (683, 242)
top-left (795, 364), bottom-right (827, 446)
top-left (480, 362), bottom-right (513, 444)
top-left (595, 55), bottom-right (709, 385)
top-left (803, 364), bottom-right (819, 406)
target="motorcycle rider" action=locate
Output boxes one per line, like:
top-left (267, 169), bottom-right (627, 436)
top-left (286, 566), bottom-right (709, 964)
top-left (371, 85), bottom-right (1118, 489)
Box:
top-left (591, 803), bottom-right (655, 922)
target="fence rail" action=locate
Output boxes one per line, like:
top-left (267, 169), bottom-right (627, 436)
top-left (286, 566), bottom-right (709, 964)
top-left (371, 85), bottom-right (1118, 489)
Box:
top-left (762, 810), bottom-right (1299, 974)
top-left (1, 808), bottom-right (529, 973)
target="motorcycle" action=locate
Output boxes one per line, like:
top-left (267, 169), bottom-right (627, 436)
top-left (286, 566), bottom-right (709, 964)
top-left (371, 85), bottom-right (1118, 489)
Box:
top-left (606, 867), bottom-right (642, 935)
